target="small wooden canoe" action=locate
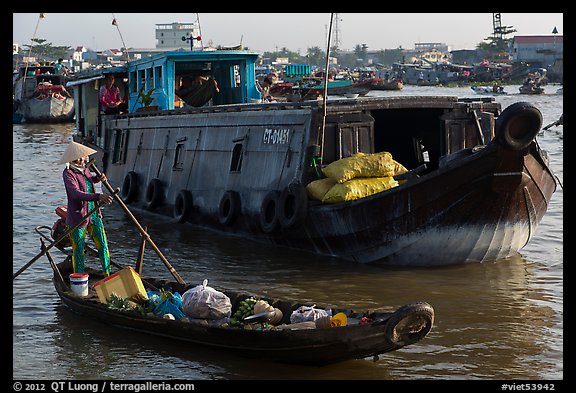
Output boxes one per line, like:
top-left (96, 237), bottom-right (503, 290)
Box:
top-left (41, 233), bottom-right (434, 366)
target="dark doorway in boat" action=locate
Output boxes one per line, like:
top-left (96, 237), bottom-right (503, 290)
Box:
top-left (371, 108), bottom-right (445, 173)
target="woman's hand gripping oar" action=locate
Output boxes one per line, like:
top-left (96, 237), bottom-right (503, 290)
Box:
top-left (86, 160), bottom-right (186, 285)
top-left (13, 189), bottom-right (118, 280)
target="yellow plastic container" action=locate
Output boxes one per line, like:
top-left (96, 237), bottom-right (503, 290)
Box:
top-left (93, 266), bottom-right (149, 304)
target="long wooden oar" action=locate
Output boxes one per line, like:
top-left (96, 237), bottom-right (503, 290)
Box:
top-left (542, 114), bottom-right (563, 130)
top-left (40, 238), bottom-right (67, 287)
top-left (13, 195), bottom-right (113, 280)
top-left (87, 160), bottom-right (186, 285)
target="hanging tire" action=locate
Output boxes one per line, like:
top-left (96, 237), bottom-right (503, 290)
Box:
top-left (173, 190), bottom-right (193, 223)
top-left (259, 190), bottom-right (281, 233)
top-left (495, 101), bottom-right (542, 151)
top-left (218, 190), bottom-right (241, 226)
top-left (384, 302), bottom-right (435, 346)
top-left (145, 178), bottom-right (164, 209)
top-left (277, 183), bottom-right (308, 229)
top-left (121, 171), bottom-right (139, 204)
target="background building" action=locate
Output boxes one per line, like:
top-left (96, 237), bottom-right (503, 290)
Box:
top-left (512, 35), bottom-right (563, 68)
top-left (155, 22), bottom-right (201, 50)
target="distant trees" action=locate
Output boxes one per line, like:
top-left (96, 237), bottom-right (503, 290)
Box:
top-left (261, 24), bottom-right (518, 69)
top-left (477, 25), bottom-right (516, 54)
top-left (306, 46), bottom-right (325, 66)
top-left (19, 38), bottom-right (72, 61)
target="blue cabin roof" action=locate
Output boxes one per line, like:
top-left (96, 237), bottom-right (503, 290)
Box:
top-left (125, 50), bottom-right (262, 111)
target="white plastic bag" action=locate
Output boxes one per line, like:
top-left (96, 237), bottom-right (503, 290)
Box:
top-left (182, 279), bottom-right (232, 320)
top-left (289, 305), bottom-right (331, 324)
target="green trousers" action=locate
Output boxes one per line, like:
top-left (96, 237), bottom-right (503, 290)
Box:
top-left (69, 212), bottom-right (111, 275)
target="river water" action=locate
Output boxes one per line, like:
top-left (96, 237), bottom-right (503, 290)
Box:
top-left (13, 85), bottom-right (563, 381)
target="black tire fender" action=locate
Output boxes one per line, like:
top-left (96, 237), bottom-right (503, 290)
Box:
top-left (384, 302), bottom-right (435, 346)
top-left (495, 101), bottom-right (542, 151)
top-left (277, 183), bottom-right (308, 229)
top-left (145, 178), bottom-right (164, 209)
top-left (259, 190), bottom-right (281, 233)
top-left (218, 190), bottom-right (241, 226)
top-left (173, 190), bottom-right (193, 223)
top-left (121, 171), bottom-right (139, 204)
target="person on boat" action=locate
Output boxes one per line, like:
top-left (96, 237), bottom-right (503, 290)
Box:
top-left (257, 73), bottom-right (278, 102)
top-left (59, 141), bottom-right (114, 276)
top-left (175, 71), bottom-right (220, 107)
top-left (99, 74), bottom-right (126, 114)
top-left (53, 58), bottom-right (69, 75)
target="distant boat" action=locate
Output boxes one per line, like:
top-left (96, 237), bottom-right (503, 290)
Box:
top-left (294, 79), bottom-right (373, 100)
top-left (13, 96), bottom-right (24, 124)
top-left (370, 78), bottom-right (404, 91)
top-left (470, 86), bottom-right (507, 95)
top-left (519, 85), bottom-right (545, 95)
top-left (13, 64), bottom-right (75, 123)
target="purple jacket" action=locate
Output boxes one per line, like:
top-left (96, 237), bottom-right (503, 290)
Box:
top-left (62, 166), bottom-right (102, 228)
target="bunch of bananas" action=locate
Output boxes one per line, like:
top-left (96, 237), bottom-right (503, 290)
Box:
top-left (229, 297), bottom-right (258, 327)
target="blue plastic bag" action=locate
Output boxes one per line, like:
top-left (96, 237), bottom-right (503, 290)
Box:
top-left (146, 290), bottom-right (185, 320)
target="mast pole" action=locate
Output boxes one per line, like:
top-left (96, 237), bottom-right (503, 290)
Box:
top-left (318, 13), bottom-right (334, 168)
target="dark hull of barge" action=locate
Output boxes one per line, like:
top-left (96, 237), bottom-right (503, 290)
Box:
top-left (78, 96), bottom-right (556, 266)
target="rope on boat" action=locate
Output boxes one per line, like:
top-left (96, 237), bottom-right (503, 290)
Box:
top-left (111, 14), bottom-right (130, 62)
top-left (20, 13), bottom-right (45, 86)
top-left (318, 13), bottom-right (334, 170)
top-left (196, 13), bottom-right (204, 50)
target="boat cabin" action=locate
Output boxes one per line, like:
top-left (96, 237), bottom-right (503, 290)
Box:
top-left (67, 50), bottom-right (262, 143)
top-left (128, 50), bottom-right (261, 110)
top-left (14, 64), bottom-right (67, 100)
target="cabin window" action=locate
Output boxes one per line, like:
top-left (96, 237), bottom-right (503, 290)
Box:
top-left (230, 143), bottom-right (243, 172)
top-left (233, 64), bottom-right (241, 88)
top-left (154, 66), bottom-right (162, 89)
top-left (137, 70), bottom-right (146, 91)
top-left (130, 71), bottom-right (137, 93)
top-left (146, 69), bottom-right (153, 90)
top-left (112, 129), bottom-right (129, 164)
top-left (173, 142), bottom-right (185, 170)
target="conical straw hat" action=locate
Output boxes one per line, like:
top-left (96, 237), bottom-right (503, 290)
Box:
top-left (58, 141), bottom-right (97, 164)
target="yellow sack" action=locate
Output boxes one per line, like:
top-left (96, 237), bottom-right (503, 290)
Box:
top-left (322, 152), bottom-right (396, 183)
top-left (393, 160), bottom-right (408, 176)
top-left (322, 176), bottom-right (399, 204)
top-left (306, 178), bottom-right (337, 201)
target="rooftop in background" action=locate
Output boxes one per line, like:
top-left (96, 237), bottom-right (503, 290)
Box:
top-left (514, 35), bottom-right (563, 44)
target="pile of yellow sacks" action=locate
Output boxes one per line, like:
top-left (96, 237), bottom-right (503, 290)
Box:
top-left (306, 151), bottom-right (408, 204)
